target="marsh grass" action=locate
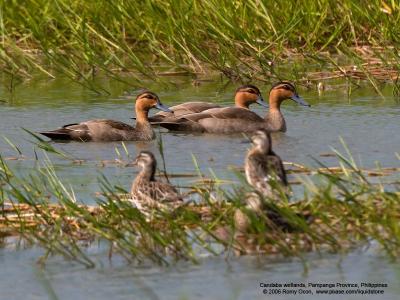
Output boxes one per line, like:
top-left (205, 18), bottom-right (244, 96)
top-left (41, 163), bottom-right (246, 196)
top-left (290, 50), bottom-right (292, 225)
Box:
top-left (1, 1), bottom-right (400, 92)
top-left (0, 137), bottom-right (399, 267)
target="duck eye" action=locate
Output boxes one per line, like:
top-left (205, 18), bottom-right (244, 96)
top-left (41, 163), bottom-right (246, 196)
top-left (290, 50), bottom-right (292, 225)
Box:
top-left (141, 94), bottom-right (153, 99)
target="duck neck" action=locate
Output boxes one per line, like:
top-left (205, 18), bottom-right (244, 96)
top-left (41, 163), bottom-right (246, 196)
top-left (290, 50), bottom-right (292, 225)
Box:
top-left (254, 144), bottom-right (271, 155)
top-left (135, 107), bottom-right (150, 124)
top-left (234, 94), bottom-right (250, 109)
top-left (137, 163), bottom-right (156, 182)
top-left (265, 101), bottom-right (286, 132)
top-left (135, 108), bottom-right (153, 134)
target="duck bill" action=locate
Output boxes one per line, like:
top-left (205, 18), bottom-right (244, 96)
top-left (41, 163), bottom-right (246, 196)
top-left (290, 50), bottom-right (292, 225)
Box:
top-left (155, 102), bottom-right (172, 113)
top-left (256, 96), bottom-right (269, 108)
top-left (291, 94), bottom-right (310, 107)
top-left (127, 158), bottom-right (139, 167)
top-left (240, 139), bottom-right (251, 144)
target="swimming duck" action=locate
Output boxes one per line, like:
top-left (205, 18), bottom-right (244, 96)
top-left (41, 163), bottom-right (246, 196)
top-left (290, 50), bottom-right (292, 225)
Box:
top-left (39, 91), bottom-right (171, 142)
top-left (134, 84), bottom-right (267, 123)
top-left (156, 81), bottom-right (309, 134)
top-left (130, 151), bottom-right (183, 209)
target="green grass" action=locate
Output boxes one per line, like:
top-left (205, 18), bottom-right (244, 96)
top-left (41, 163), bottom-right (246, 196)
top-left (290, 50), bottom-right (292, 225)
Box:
top-left (1, 1), bottom-right (400, 91)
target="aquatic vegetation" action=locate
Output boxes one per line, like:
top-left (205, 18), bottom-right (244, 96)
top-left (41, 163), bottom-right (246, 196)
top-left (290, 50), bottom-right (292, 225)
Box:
top-left (1, 1), bottom-right (400, 91)
top-left (0, 139), bottom-right (399, 267)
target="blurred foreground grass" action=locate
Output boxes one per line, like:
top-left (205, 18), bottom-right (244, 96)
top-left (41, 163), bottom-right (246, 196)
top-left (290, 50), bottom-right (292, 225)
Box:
top-left (0, 140), bottom-right (399, 267)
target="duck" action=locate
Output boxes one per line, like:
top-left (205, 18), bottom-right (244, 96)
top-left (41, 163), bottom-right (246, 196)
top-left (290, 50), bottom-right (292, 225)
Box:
top-left (156, 81), bottom-right (309, 134)
top-left (244, 129), bottom-right (287, 197)
top-left (234, 130), bottom-right (291, 234)
top-left (233, 130), bottom-right (313, 239)
top-left (133, 84), bottom-right (268, 123)
top-left (130, 151), bottom-right (183, 209)
top-left (39, 91), bottom-right (171, 142)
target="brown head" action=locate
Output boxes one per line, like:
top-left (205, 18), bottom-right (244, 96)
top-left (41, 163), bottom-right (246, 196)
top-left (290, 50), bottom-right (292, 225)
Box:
top-left (251, 129), bottom-right (273, 154)
top-left (234, 85), bottom-right (268, 109)
top-left (132, 151), bottom-right (157, 181)
top-left (135, 91), bottom-right (172, 121)
top-left (268, 82), bottom-right (310, 109)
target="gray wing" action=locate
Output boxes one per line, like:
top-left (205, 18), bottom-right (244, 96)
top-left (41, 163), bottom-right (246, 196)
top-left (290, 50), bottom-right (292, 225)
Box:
top-left (149, 102), bottom-right (221, 122)
top-left (170, 102), bottom-right (221, 115)
top-left (84, 119), bottom-right (135, 131)
top-left (196, 107), bottom-right (263, 121)
top-left (164, 107), bottom-right (263, 123)
top-left (40, 119), bottom-right (135, 141)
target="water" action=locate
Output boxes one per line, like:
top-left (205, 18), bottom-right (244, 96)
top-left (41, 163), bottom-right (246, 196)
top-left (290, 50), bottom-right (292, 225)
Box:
top-left (0, 75), bottom-right (399, 299)
top-left (1, 245), bottom-right (400, 299)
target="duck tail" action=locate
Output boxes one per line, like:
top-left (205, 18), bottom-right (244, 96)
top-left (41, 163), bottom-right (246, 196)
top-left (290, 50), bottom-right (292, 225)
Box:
top-left (39, 129), bottom-right (73, 140)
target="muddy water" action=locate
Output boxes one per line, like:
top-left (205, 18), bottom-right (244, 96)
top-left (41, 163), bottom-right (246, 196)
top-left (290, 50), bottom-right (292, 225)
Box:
top-left (0, 75), bottom-right (399, 299)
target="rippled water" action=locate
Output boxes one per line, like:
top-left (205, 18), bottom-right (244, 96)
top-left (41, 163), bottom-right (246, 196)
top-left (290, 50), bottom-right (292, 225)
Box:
top-left (0, 75), bottom-right (399, 299)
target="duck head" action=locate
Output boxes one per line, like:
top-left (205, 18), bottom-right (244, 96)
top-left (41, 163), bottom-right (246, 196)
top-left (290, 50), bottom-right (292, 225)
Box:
top-left (235, 85), bottom-right (268, 109)
top-left (251, 129), bottom-right (273, 154)
top-left (269, 82), bottom-right (310, 109)
top-left (132, 151), bottom-right (157, 181)
top-left (135, 91), bottom-right (172, 114)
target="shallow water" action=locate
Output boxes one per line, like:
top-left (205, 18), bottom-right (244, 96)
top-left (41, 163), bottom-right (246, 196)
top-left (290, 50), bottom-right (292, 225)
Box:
top-left (1, 244), bottom-right (400, 300)
top-left (0, 75), bottom-right (399, 299)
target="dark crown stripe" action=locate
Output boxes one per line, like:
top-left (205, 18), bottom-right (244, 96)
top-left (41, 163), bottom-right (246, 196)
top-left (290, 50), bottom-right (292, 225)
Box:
top-left (139, 150), bottom-right (155, 158)
top-left (236, 84), bottom-right (261, 94)
top-left (270, 81), bottom-right (296, 93)
top-left (136, 89), bottom-right (158, 99)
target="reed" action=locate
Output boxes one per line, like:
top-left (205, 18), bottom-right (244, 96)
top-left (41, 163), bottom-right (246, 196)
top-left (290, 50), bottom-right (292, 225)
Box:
top-left (1, 1), bottom-right (400, 91)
